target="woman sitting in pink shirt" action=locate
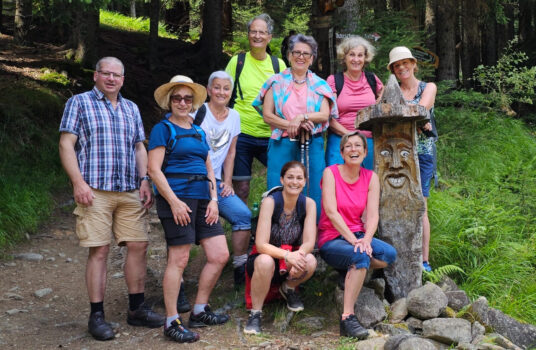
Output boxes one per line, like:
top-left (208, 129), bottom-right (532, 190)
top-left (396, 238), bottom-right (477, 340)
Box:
top-left (325, 36), bottom-right (383, 169)
top-left (318, 132), bottom-right (396, 339)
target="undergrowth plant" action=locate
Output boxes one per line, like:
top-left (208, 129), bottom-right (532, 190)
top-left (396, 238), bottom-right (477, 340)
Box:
top-left (0, 82), bottom-right (68, 248)
top-left (473, 37), bottom-right (536, 114)
top-left (431, 88), bottom-right (536, 324)
top-left (100, 10), bottom-right (177, 39)
top-left (423, 265), bottom-right (465, 284)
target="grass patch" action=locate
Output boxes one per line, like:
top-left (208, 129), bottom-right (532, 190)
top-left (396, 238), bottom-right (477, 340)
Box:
top-left (430, 87), bottom-right (536, 324)
top-left (40, 68), bottom-right (70, 86)
top-left (0, 81), bottom-right (68, 248)
top-left (100, 10), bottom-right (178, 39)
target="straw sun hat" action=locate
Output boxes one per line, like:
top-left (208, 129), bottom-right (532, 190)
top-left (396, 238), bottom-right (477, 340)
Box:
top-left (154, 75), bottom-right (207, 110)
top-left (387, 46), bottom-right (417, 71)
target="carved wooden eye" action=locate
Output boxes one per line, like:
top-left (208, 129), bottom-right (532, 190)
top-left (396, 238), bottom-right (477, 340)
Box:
top-left (380, 150), bottom-right (391, 157)
top-left (400, 150), bottom-right (410, 158)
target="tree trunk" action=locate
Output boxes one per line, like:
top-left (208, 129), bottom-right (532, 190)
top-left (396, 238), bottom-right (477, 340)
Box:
top-left (372, 0), bottom-right (387, 18)
top-left (461, 0), bottom-right (481, 88)
top-left (481, 3), bottom-right (497, 66)
top-left (72, 2), bottom-right (99, 69)
top-left (0, 0), bottom-right (3, 33)
top-left (149, 0), bottom-right (159, 71)
top-left (197, 0), bottom-right (223, 74)
top-left (519, 0), bottom-right (534, 44)
top-left (424, 0), bottom-right (436, 53)
top-left (14, 0), bottom-right (32, 44)
top-left (436, 0), bottom-right (457, 80)
top-left (222, 0), bottom-right (232, 40)
top-left (497, 2), bottom-right (515, 55)
top-left (130, 0), bottom-right (136, 18)
top-left (337, 0), bottom-right (359, 33)
top-left (311, 1), bottom-right (333, 78)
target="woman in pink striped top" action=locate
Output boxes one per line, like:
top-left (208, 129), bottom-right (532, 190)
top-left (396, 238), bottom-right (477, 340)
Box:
top-left (318, 131), bottom-right (396, 339)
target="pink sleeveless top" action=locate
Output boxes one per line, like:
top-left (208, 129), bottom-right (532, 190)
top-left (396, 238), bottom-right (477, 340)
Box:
top-left (317, 165), bottom-right (373, 248)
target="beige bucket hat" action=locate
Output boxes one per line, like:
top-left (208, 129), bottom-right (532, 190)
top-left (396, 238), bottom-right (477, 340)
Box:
top-left (154, 75), bottom-right (207, 110)
top-left (387, 46), bottom-right (416, 70)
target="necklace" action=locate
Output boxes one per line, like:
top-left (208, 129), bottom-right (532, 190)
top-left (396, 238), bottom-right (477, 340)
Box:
top-left (293, 77), bottom-right (306, 84)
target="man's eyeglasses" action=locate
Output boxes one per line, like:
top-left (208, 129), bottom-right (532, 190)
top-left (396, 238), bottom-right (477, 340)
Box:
top-left (97, 71), bottom-right (123, 79)
top-left (170, 94), bottom-right (194, 104)
top-left (291, 51), bottom-right (313, 59)
top-left (249, 30), bottom-right (269, 36)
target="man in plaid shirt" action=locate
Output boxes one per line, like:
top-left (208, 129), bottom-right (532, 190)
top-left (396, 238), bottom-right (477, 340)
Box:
top-left (59, 57), bottom-right (164, 341)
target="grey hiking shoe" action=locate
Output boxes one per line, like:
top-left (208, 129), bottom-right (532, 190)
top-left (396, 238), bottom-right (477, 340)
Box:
top-left (279, 285), bottom-right (304, 312)
top-left (243, 312), bottom-right (262, 335)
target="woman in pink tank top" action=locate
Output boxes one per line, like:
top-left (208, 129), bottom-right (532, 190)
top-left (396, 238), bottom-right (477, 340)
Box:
top-left (318, 131), bottom-right (397, 339)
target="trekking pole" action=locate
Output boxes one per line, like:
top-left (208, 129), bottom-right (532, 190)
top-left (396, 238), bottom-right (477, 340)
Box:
top-left (300, 129), bottom-right (305, 166)
top-left (305, 130), bottom-right (310, 196)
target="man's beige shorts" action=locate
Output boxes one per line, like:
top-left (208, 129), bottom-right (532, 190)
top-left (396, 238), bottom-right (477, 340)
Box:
top-left (73, 189), bottom-right (148, 247)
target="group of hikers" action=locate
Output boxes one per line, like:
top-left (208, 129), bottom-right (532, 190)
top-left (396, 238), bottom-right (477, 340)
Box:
top-left (58, 12), bottom-right (437, 344)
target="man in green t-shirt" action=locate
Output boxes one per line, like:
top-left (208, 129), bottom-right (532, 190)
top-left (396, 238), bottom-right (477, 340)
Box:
top-left (225, 13), bottom-right (286, 205)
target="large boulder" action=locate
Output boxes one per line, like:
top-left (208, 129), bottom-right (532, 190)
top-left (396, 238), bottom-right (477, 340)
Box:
top-left (407, 283), bottom-right (448, 320)
top-left (334, 286), bottom-right (387, 328)
top-left (390, 298), bottom-right (408, 323)
top-left (466, 296), bottom-right (489, 324)
top-left (384, 334), bottom-right (414, 350)
top-left (445, 290), bottom-right (471, 312)
top-left (486, 308), bottom-right (536, 350)
top-left (356, 337), bottom-right (388, 350)
top-left (355, 287), bottom-right (388, 328)
top-left (398, 337), bottom-right (437, 350)
top-left (375, 323), bottom-right (411, 336)
top-left (422, 318), bottom-right (472, 345)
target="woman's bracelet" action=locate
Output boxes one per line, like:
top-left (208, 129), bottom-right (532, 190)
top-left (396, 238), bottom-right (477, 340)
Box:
top-left (284, 251), bottom-right (289, 263)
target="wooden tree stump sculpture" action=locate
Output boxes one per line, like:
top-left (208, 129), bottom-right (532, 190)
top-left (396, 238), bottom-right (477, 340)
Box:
top-left (356, 75), bottom-right (429, 300)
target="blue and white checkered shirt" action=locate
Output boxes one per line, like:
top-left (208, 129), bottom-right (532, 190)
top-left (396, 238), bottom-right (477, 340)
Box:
top-left (59, 86), bottom-right (146, 192)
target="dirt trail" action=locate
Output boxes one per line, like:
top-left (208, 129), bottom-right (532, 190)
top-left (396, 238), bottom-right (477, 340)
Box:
top-left (0, 196), bottom-right (342, 349)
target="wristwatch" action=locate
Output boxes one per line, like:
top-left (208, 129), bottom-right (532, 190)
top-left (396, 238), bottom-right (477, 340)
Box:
top-left (210, 197), bottom-right (218, 202)
top-left (140, 175), bottom-right (150, 184)
top-left (303, 114), bottom-right (309, 122)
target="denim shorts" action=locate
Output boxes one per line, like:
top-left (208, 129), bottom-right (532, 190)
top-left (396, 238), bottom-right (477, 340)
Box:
top-left (319, 232), bottom-right (397, 270)
top-left (232, 133), bottom-right (269, 180)
top-left (418, 153), bottom-right (435, 197)
top-left (216, 180), bottom-right (251, 231)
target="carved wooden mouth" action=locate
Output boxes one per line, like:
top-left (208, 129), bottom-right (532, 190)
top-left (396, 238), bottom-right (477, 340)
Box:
top-left (386, 175), bottom-right (407, 188)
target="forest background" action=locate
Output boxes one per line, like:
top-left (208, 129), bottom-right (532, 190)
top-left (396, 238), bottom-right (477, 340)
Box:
top-left (0, 0), bottom-right (535, 329)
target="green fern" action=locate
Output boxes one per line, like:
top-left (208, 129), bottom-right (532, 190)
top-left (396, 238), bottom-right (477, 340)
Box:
top-left (423, 265), bottom-right (465, 283)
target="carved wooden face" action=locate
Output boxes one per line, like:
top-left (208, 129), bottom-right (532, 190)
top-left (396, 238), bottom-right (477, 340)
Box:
top-left (376, 122), bottom-right (420, 197)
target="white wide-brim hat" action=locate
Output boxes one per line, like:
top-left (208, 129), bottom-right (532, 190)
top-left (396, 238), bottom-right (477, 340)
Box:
top-left (387, 46), bottom-right (417, 70)
top-left (154, 75), bottom-right (207, 110)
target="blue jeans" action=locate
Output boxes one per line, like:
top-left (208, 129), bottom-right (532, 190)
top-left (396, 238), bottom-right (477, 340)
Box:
top-left (320, 232), bottom-right (397, 270)
top-left (217, 180), bottom-right (251, 231)
top-left (325, 132), bottom-right (374, 170)
top-left (232, 133), bottom-right (269, 181)
top-left (267, 135), bottom-right (325, 219)
top-left (418, 154), bottom-right (435, 197)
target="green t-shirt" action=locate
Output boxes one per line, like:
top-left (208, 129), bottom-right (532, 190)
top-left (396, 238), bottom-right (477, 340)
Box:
top-left (225, 52), bottom-right (286, 138)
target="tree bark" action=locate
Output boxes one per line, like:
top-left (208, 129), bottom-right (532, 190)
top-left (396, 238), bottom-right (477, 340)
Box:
top-left (424, 0), bottom-right (436, 53)
top-left (14, 0), bottom-right (32, 44)
top-left (436, 0), bottom-right (457, 80)
top-left (130, 0), bottom-right (136, 18)
top-left (497, 2), bottom-right (515, 55)
top-left (519, 0), bottom-right (534, 44)
top-left (149, 0), bottom-right (159, 71)
top-left (461, 0), bottom-right (481, 88)
top-left (481, 2), bottom-right (497, 66)
top-left (72, 2), bottom-right (100, 69)
top-left (197, 0), bottom-right (223, 73)
top-left (336, 0), bottom-right (359, 33)
top-left (222, 0), bottom-right (232, 40)
top-left (0, 0), bottom-right (4, 33)
top-left (310, 1), bottom-right (334, 78)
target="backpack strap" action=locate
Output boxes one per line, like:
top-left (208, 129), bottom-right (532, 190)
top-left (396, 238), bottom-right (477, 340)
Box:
top-left (270, 190), bottom-right (307, 227)
top-left (230, 52), bottom-right (246, 108)
top-left (364, 71), bottom-right (378, 99)
top-left (334, 71), bottom-right (344, 96)
top-left (193, 104), bottom-right (207, 126)
top-left (230, 53), bottom-right (280, 108)
top-left (160, 120), bottom-right (205, 173)
top-left (270, 55), bottom-right (280, 74)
